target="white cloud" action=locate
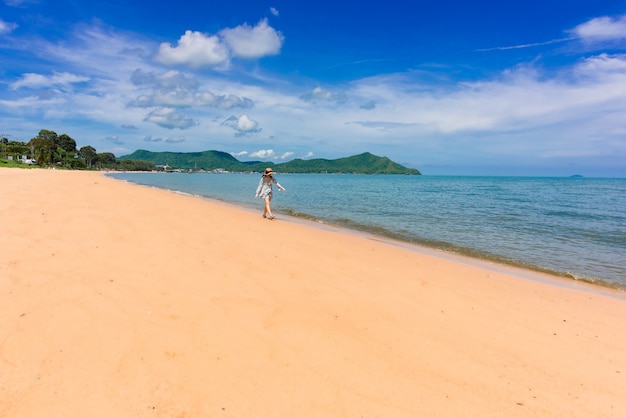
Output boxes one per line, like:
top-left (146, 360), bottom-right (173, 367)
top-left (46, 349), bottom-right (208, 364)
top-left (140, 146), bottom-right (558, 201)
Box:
top-left (572, 14), bottom-right (626, 42)
top-left (155, 19), bottom-right (283, 68)
top-left (301, 86), bottom-right (347, 102)
top-left (141, 135), bottom-right (186, 144)
top-left (477, 14), bottom-right (626, 53)
top-left (328, 53), bottom-right (626, 172)
top-left (129, 69), bottom-right (254, 109)
top-left (143, 107), bottom-right (197, 129)
top-left (346, 54), bottom-right (626, 138)
top-left (279, 151), bottom-right (294, 159)
top-left (574, 53), bottom-right (626, 75)
top-left (250, 149), bottom-right (275, 158)
top-left (270, 7), bottom-right (279, 17)
top-left (131, 69), bottom-right (199, 90)
top-left (208, 94), bottom-right (254, 109)
top-left (156, 30), bottom-right (230, 68)
top-left (236, 114), bottom-right (259, 131)
top-left (10, 72), bottom-right (90, 90)
top-left (231, 151), bottom-right (248, 158)
top-left (221, 18), bottom-right (283, 59)
top-left (221, 114), bottom-right (262, 135)
top-left (0, 19), bottom-right (18, 34)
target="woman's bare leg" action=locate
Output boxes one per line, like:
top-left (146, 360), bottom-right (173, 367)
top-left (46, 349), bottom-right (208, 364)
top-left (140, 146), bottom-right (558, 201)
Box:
top-left (264, 197), bottom-right (273, 218)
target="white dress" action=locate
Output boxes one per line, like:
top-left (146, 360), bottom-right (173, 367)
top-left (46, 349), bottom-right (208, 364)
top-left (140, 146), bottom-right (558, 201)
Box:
top-left (255, 175), bottom-right (284, 199)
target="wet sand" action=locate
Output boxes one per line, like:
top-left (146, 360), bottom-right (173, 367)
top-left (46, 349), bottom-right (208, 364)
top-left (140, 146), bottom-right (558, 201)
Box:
top-left (1, 168), bottom-right (625, 417)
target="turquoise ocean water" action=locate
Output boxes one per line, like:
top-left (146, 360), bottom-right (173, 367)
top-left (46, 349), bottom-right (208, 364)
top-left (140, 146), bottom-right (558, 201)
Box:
top-left (108, 173), bottom-right (626, 290)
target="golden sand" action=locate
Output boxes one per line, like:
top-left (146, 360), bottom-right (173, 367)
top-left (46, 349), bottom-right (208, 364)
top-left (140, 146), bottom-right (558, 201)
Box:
top-left (1, 168), bottom-right (625, 417)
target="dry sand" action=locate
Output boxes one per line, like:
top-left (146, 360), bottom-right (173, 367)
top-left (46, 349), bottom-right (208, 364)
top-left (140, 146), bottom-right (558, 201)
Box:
top-left (1, 168), bottom-right (626, 417)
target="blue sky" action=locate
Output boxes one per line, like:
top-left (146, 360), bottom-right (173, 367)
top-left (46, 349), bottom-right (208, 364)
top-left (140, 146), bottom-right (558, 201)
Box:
top-left (1, 0), bottom-right (626, 176)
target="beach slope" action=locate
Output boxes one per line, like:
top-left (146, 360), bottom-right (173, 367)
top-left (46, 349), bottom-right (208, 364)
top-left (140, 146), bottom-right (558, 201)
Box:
top-left (1, 168), bottom-right (625, 417)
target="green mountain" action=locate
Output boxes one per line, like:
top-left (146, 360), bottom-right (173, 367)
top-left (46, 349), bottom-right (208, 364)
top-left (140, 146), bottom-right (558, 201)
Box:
top-left (119, 150), bottom-right (421, 175)
top-left (119, 150), bottom-right (245, 171)
top-left (272, 153), bottom-right (420, 174)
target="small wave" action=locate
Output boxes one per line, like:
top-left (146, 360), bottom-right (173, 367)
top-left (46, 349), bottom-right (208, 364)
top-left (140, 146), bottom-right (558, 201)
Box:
top-left (276, 209), bottom-right (626, 291)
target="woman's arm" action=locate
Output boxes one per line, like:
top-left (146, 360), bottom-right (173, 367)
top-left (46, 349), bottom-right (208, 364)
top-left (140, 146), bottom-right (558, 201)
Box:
top-left (255, 177), bottom-right (263, 197)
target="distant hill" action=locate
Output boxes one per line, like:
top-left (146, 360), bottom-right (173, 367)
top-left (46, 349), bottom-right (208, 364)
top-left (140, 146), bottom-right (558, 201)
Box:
top-left (119, 150), bottom-right (244, 171)
top-left (119, 150), bottom-right (421, 174)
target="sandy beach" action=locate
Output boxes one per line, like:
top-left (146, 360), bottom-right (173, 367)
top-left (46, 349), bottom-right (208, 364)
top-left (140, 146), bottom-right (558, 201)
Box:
top-left (1, 168), bottom-right (625, 417)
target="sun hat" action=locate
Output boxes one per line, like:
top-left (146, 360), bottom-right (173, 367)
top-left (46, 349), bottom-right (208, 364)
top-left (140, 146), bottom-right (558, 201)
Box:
top-left (264, 167), bottom-right (275, 175)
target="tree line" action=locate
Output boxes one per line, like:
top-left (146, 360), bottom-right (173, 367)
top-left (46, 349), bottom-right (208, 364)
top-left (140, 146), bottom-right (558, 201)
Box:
top-left (0, 129), bottom-right (155, 171)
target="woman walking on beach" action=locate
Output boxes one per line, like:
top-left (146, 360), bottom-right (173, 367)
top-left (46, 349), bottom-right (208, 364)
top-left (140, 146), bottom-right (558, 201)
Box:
top-left (255, 167), bottom-right (286, 220)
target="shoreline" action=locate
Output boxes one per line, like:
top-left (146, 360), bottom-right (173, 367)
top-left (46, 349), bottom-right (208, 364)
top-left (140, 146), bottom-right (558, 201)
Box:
top-left (282, 215), bottom-right (626, 300)
top-left (2, 168), bottom-right (626, 417)
top-left (110, 172), bottom-right (626, 296)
